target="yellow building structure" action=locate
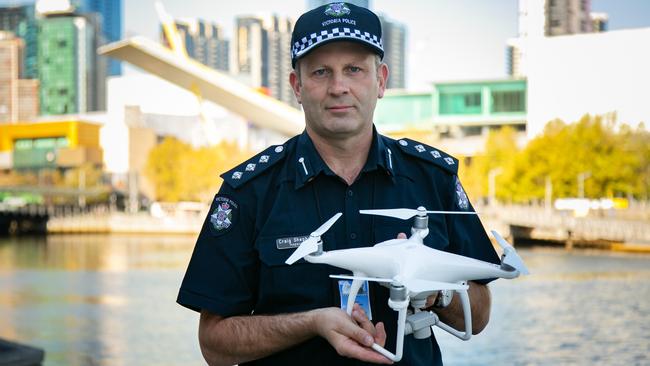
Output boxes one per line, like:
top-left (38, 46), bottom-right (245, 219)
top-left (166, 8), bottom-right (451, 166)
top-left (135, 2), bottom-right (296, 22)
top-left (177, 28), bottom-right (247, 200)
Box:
top-left (0, 120), bottom-right (103, 170)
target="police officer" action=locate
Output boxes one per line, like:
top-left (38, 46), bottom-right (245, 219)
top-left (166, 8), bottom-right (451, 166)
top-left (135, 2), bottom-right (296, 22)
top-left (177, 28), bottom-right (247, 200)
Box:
top-left (177, 3), bottom-right (500, 365)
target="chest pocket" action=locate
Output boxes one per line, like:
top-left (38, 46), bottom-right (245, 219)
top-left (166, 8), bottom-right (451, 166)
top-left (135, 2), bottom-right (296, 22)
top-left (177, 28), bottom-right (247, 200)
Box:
top-left (254, 236), bottom-right (335, 314)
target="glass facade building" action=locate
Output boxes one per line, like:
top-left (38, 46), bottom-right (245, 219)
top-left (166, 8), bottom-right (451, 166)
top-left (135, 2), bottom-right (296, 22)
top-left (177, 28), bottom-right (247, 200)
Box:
top-left (74, 0), bottom-right (123, 76)
top-left (38, 15), bottom-right (101, 115)
top-left (0, 4), bottom-right (38, 79)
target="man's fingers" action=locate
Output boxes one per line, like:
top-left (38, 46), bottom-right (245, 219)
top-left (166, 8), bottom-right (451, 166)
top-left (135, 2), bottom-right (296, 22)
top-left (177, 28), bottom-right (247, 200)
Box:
top-left (374, 321), bottom-right (387, 347)
top-left (333, 335), bottom-right (393, 364)
top-left (425, 292), bottom-right (438, 308)
top-left (352, 307), bottom-right (375, 338)
top-left (397, 232), bottom-right (407, 239)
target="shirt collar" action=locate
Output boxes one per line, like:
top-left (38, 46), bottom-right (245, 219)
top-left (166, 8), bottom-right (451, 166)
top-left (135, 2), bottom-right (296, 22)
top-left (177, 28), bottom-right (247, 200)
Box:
top-left (294, 127), bottom-right (395, 190)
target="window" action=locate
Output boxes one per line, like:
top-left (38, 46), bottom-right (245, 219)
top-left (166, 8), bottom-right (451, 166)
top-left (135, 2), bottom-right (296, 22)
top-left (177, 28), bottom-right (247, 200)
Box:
top-left (14, 139), bottom-right (33, 150)
top-left (439, 92), bottom-right (482, 115)
top-left (34, 138), bottom-right (57, 149)
top-left (464, 93), bottom-right (481, 107)
top-left (491, 90), bottom-right (526, 113)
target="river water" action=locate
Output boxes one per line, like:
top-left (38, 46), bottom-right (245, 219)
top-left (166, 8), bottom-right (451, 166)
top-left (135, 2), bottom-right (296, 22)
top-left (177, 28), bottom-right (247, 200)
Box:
top-left (0, 235), bottom-right (648, 365)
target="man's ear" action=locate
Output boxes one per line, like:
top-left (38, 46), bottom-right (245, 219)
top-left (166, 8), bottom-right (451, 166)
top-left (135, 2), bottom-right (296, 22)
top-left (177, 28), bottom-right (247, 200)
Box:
top-left (289, 70), bottom-right (301, 104)
top-left (377, 62), bottom-right (389, 99)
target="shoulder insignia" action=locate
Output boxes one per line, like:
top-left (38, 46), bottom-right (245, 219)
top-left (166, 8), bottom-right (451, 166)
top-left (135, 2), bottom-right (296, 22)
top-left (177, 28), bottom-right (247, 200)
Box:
top-left (394, 138), bottom-right (459, 175)
top-left (221, 144), bottom-right (286, 189)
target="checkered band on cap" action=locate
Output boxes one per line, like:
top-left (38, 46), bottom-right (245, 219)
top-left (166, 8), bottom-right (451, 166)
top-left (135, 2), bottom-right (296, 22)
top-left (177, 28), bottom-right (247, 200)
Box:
top-left (292, 27), bottom-right (384, 61)
top-left (290, 2), bottom-right (384, 67)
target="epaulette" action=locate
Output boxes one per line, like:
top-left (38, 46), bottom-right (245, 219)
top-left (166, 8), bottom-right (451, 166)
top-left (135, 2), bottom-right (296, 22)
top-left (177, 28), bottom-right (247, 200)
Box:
top-left (394, 138), bottom-right (459, 175)
top-left (221, 144), bottom-right (287, 189)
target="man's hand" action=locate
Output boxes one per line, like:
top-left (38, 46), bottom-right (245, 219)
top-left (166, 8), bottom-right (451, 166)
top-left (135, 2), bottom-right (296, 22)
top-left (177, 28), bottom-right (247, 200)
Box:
top-left (311, 306), bottom-right (392, 364)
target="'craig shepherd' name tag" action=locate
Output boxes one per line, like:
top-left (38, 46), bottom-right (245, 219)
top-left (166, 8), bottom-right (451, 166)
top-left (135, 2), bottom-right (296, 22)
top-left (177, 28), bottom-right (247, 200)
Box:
top-left (276, 236), bottom-right (309, 250)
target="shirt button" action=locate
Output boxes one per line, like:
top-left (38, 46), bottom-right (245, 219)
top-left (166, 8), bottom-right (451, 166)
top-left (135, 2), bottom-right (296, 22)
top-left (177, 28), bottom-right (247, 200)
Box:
top-left (350, 233), bottom-right (357, 240)
top-left (347, 190), bottom-right (354, 197)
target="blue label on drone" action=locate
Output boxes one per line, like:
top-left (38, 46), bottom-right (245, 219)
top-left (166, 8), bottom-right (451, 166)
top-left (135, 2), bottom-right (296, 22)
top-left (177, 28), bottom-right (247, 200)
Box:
top-left (338, 280), bottom-right (372, 320)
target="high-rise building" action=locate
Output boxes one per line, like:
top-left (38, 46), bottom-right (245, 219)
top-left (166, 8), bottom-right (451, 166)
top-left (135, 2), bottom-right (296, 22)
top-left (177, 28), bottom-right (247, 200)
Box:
top-left (0, 4), bottom-right (38, 79)
top-left (590, 12), bottom-right (608, 33)
top-left (507, 0), bottom-right (607, 77)
top-left (379, 16), bottom-right (406, 89)
top-left (37, 12), bottom-right (105, 115)
top-left (0, 31), bottom-right (38, 123)
top-left (74, 0), bottom-right (123, 76)
top-left (165, 19), bottom-right (229, 72)
top-left (234, 15), bottom-right (297, 108)
top-left (234, 16), bottom-right (267, 88)
top-left (545, 0), bottom-right (592, 36)
top-left (266, 16), bottom-right (294, 107)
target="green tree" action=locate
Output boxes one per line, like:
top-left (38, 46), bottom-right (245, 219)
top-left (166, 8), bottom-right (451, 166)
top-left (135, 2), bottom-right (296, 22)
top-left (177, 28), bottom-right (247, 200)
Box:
top-left (462, 115), bottom-right (647, 204)
top-left (511, 115), bottom-right (640, 202)
top-left (145, 137), bottom-right (250, 202)
top-left (461, 126), bottom-right (520, 202)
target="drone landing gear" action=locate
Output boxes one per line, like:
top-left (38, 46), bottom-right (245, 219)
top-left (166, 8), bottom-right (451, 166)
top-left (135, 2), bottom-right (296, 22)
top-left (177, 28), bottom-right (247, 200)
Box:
top-left (371, 284), bottom-right (409, 362)
top-left (371, 283), bottom-right (473, 362)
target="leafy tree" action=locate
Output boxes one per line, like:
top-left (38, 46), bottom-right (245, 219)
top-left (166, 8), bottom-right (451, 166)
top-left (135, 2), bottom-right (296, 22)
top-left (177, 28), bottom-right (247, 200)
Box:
top-left (145, 137), bottom-right (250, 202)
top-left (461, 126), bottom-right (520, 202)
top-left (463, 115), bottom-right (647, 203)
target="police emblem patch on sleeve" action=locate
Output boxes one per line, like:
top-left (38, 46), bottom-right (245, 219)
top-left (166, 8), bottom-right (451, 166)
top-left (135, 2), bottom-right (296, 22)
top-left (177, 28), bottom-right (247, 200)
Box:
top-left (209, 196), bottom-right (239, 236)
top-left (455, 177), bottom-right (470, 211)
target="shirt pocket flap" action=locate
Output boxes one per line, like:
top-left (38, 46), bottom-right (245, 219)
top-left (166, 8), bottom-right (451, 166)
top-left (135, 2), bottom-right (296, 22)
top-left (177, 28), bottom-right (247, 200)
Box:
top-left (256, 236), bottom-right (305, 267)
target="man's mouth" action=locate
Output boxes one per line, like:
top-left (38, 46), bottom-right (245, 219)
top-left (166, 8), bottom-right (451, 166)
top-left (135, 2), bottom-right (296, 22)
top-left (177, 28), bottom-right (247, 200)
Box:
top-left (327, 105), bottom-right (354, 112)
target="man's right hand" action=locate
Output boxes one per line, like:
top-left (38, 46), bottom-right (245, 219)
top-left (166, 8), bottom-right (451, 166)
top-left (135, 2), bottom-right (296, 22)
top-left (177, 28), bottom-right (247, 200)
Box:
top-left (311, 306), bottom-right (393, 364)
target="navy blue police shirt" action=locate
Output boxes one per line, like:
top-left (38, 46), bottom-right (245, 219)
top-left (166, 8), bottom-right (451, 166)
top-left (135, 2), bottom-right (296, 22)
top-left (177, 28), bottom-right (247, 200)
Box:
top-left (177, 129), bottom-right (500, 366)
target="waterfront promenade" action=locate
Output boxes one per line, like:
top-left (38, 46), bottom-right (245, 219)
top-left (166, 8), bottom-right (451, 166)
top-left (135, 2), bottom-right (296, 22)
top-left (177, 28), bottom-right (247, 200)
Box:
top-left (40, 203), bottom-right (650, 251)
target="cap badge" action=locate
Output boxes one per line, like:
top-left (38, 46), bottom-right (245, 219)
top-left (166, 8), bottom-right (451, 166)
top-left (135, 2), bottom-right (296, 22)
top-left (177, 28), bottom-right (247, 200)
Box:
top-left (325, 3), bottom-right (350, 17)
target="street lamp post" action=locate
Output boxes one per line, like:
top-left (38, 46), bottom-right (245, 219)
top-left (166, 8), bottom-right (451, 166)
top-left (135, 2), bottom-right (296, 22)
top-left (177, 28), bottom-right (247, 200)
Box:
top-left (545, 175), bottom-right (553, 213)
top-left (488, 167), bottom-right (503, 208)
top-left (578, 171), bottom-right (591, 198)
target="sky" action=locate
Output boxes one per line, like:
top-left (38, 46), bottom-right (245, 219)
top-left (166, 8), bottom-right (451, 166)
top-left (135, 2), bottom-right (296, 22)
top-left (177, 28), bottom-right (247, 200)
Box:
top-left (2, 0), bottom-right (650, 90)
top-left (123, 0), bottom-right (650, 90)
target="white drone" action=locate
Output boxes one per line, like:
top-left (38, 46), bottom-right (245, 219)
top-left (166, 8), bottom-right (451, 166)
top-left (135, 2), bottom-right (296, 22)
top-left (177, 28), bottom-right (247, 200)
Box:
top-left (285, 207), bottom-right (529, 362)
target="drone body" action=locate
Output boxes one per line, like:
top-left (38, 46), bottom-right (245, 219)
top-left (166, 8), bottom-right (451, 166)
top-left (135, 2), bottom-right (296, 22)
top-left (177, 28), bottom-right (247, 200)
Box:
top-left (285, 207), bottom-right (530, 362)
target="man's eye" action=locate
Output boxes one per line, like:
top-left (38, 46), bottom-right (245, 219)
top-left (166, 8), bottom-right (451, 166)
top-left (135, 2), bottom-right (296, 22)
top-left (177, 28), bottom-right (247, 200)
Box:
top-left (348, 66), bottom-right (361, 73)
top-left (313, 69), bottom-right (327, 76)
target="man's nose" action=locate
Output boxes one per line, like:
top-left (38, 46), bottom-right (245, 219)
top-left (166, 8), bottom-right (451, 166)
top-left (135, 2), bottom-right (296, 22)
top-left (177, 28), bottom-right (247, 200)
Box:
top-left (328, 72), bottom-right (350, 95)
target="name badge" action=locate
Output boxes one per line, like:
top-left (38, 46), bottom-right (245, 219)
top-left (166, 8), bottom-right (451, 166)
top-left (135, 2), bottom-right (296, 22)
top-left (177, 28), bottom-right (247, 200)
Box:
top-left (338, 280), bottom-right (372, 320)
top-left (276, 235), bottom-right (309, 250)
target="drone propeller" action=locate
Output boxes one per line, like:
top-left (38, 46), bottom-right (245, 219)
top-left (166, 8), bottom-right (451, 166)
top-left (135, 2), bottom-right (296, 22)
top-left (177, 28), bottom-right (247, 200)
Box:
top-left (285, 213), bottom-right (342, 265)
top-left (491, 230), bottom-right (530, 275)
top-left (360, 207), bottom-right (478, 220)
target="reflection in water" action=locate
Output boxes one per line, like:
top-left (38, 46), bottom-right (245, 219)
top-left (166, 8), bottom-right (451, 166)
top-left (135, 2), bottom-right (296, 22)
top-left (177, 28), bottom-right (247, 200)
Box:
top-left (1, 237), bottom-right (649, 365)
top-left (438, 249), bottom-right (650, 365)
top-left (0, 234), bottom-right (195, 271)
top-left (0, 235), bottom-right (201, 366)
